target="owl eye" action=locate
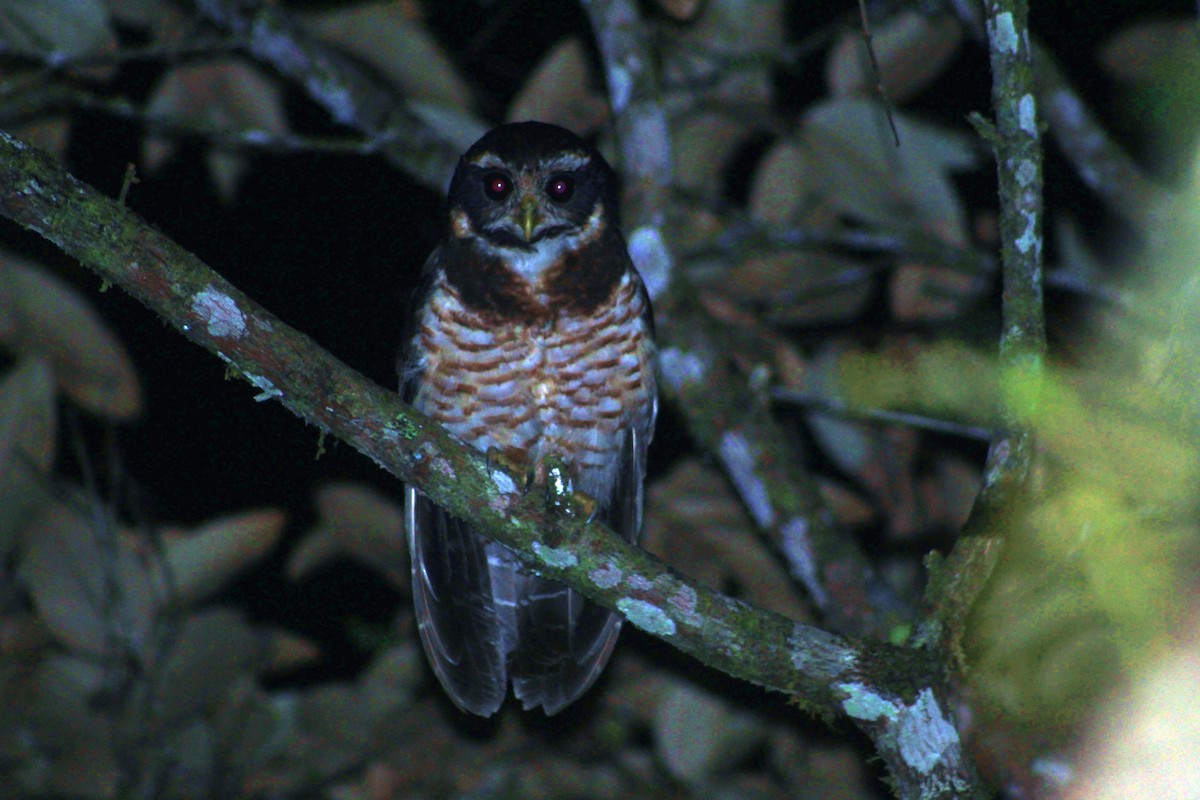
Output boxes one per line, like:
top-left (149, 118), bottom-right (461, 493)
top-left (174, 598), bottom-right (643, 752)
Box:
top-left (545, 175), bottom-right (575, 203)
top-left (483, 172), bottom-right (512, 201)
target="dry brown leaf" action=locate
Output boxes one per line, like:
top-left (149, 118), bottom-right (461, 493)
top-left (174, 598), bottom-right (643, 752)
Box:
top-left (26, 656), bottom-right (119, 796)
top-left (305, 1), bottom-right (470, 110)
top-left (508, 38), bottom-right (608, 133)
top-left (288, 482), bottom-right (406, 590)
top-left (748, 139), bottom-right (812, 224)
top-left (263, 627), bottom-right (323, 673)
top-left (890, 261), bottom-right (983, 321)
top-left (673, 113), bottom-right (748, 193)
top-left (827, 12), bottom-right (964, 102)
top-left (20, 502), bottom-right (159, 658)
top-left (0, 252), bottom-right (141, 418)
top-left (815, 477), bottom-right (874, 527)
top-left (0, 0), bottom-right (116, 58)
top-left (144, 59), bottom-right (287, 199)
top-left (918, 454), bottom-right (981, 531)
top-left (1099, 17), bottom-right (1199, 83)
top-left (164, 507), bottom-right (286, 604)
top-left (10, 118), bottom-right (71, 161)
top-left (643, 459), bottom-right (807, 621)
top-left (802, 97), bottom-right (977, 246)
top-left (725, 251), bottom-right (873, 324)
top-left (655, 682), bottom-right (768, 785)
top-left (155, 608), bottom-right (259, 723)
top-left (654, 0), bottom-right (703, 22)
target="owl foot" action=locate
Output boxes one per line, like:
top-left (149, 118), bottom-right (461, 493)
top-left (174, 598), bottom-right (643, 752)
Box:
top-left (485, 447), bottom-right (534, 493)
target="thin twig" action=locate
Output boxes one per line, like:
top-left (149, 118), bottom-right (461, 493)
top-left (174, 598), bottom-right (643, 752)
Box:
top-left (857, 0), bottom-right (902, 148)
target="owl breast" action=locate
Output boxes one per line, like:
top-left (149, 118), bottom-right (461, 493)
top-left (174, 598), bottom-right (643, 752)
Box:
top-left (413, 269), bottom-right (655, 500)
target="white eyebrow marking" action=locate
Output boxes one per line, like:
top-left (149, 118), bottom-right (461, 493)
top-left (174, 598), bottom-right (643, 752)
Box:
top-left (469, 152), bottom-right (508, 169)
top-left (544, 152), bottom-right (590, 172)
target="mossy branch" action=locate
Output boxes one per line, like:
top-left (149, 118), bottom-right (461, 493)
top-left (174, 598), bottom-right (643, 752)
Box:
top-left (0, 130), bottom-right (984, 800)
top-left (920, 0), bottom-right (1046, 660)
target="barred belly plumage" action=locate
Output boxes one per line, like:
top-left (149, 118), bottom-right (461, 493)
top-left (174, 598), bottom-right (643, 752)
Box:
top-left (414, 270), bottom-right (653, 500)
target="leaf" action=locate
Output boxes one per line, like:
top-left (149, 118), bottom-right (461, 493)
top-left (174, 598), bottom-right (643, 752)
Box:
top-left (662, 0), bottom-right (782, 109)
top-left (1099, 18), bottom-right (1200, 83)
top-left (654, 682), bottom-right (768, 785)
top-left (834, 337), bottom-right (999, 422)
top-left (0, 252), bottom-right (141, 418)
top-left (643, 459), bottom-right (809, 621)
top-left (889, 262), bottom-right (983, 321)
top-left (263, 627), bottom-right (323, 673)
top-left (103, 0), bottom-right (164, 27)
top-left (507, 38), bottom-right (607, 134)
top-left (673, 113), bottom-right (747, 193)
top-left (0, 0), bottom-right (115, 57)
top-left (155, 608), bottom-right (260, 723)
top-left (20, 502), bottom-right (159, 658)
top-left (23, 654), bottom-right (118, 797)
top-left (0, 359), bottom-right (56, 554)
top-left (654, 0), bottom-right (703, 22)
top-left (144, 59), bottom-right (287, 200)
top-left (9, 118), bottom-right (71, 161)
top-left (304, 1), bottom-right (470, 110)
top-left (808, 340), bottom-right (967, 539)
top-left (827, 12), bottom-right (964, 102)
top-left (288, 482), bottom-right (406, 590)
top-left (748, 139), bottom-right (811, 224)
top-left (164, 508), bottom-right (286, 604)
top-left (802, 97), bottom-right (978, 245)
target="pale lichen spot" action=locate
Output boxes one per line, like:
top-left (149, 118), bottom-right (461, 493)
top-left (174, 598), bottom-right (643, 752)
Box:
top-left (1015, 212), bottom-right (1038, 254)
top-left (837, 682), bottom-right (899, 723)
top-left (193, 287), bottom-right (246, 339)
top-left (989, 11), bottom-right (1018, 53)
top-left (490, 468), bottom-right (518, 496)
top-left (1018, 94), bottom-right (1037, 136)
top-left (1016, 159), bottom-right (1037, 188)
top-left (617, 597), bottom-right (675, 636)
top-left (590, 562), bottom-right (623, 589)
top-left (532, 541), bottom-right (578, 569)
top-left (896, 688), bottom-right (959, 774)
top-left (625, 573), bottom-right (653, 592)
top-left (667, 584), bottom-right (702, 627)
top-left (246, 374), bottom-right (282, 402)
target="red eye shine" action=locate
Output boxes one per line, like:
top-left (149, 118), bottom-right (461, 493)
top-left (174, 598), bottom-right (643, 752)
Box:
top-left (484, 172), bottom-right (512, 200)
top-left (546, 175), bottom-right (575, 203)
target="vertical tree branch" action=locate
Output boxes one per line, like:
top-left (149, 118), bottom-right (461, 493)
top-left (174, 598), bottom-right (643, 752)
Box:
top-left (921, 0), bottom-right (1046, 656)
top-left (580, 0), bottom-right (674, 300)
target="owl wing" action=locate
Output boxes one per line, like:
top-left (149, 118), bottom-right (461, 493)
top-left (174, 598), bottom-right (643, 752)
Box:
top-left (400, 252), bottom-right (513, 717)
top-left (511, 293), bottom-right (658, 715)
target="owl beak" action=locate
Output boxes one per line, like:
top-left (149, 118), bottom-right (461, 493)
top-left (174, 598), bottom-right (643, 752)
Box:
top-left (518, 195), bottom-right (540, 242)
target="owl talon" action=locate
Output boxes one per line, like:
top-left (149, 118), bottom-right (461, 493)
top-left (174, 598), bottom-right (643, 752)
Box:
top-left (543, 455), bottom-right (598, 519)
top-left (485, 447), bottom-right (533, 493)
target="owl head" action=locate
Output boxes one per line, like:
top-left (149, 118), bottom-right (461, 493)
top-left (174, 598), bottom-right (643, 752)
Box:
top-left (446, 122), bottom-right (620, 281)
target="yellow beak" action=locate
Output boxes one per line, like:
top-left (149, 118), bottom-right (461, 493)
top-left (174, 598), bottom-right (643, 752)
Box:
top-left (519, 195), bottom-right (539, 242)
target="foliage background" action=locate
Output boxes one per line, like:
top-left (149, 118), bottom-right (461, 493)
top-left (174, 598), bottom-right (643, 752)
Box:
top-left (2, 0), bottom-right (1199, 798)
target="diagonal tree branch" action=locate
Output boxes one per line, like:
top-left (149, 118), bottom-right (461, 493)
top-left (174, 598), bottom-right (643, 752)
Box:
top-left (0, 130), bottom-right (984, 799)
top-left (193, 0), bottom-right (480, 191)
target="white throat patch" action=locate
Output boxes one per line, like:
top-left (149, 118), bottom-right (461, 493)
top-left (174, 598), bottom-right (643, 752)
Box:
top-left (478, 204), bottom-right (604, 285)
